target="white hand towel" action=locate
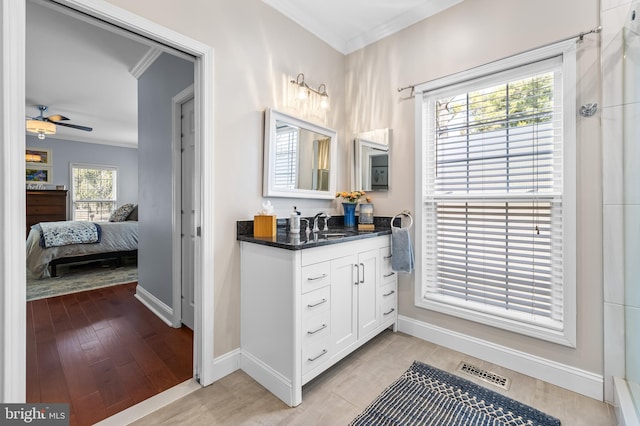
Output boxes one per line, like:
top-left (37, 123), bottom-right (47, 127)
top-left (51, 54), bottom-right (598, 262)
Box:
top-left (391, 226), bottom-right (414, 273)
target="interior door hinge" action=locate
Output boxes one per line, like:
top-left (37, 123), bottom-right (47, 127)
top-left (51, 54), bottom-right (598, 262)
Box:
top-left (196, 226), bottom-right (201, 237)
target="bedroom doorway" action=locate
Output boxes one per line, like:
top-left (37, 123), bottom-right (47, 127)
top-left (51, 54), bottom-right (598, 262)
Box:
top-left (5, 0), bottom-right (216, 412)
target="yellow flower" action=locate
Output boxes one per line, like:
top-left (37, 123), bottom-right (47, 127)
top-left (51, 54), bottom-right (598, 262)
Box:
top-left (336, 190), bottom-right (371, 203)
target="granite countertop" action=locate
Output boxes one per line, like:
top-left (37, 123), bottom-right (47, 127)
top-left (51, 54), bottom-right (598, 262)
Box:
top-left (237, 216), bottom-right (394, 250)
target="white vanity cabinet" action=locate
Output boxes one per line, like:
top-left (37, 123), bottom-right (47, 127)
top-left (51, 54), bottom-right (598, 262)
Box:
top-left (240, 235), bottom-right (397, 407)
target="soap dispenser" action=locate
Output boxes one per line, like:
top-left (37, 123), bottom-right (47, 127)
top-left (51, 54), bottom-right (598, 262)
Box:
top-left (290, 206), bottom-right (301, 234)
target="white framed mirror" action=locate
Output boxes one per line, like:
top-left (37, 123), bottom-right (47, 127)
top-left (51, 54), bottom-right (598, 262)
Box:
top-left (355, 137), bottom-right (390, 192)
top-left (263, 108), bottom-right (337, 199)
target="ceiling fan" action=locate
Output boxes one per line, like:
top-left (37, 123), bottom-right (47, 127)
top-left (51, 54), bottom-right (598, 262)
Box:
top-left (26, 104), bottom-right (93, 140)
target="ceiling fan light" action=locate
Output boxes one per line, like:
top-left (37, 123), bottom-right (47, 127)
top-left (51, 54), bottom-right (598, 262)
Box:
top-left (26, 120), bottom-right (56, 137)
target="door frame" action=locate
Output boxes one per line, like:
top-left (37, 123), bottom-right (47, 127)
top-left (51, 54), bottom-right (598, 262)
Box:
top-left (0, 0), bottom-right (216, 401)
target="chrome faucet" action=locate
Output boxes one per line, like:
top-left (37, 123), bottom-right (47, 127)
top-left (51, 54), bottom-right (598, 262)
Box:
top-left (313, 212), bottom-right (329, 232)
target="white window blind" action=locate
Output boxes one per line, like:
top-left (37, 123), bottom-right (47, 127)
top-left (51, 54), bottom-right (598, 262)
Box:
top-left (274, 126), bottom-right (298, 188)
top-left (417, 50), bottom-right (576, 343)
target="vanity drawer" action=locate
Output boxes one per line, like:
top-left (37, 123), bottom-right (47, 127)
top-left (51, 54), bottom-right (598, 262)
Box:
top-left (301, 262), bottom-right (331, 293)
top-left (302, 309), bottom-right (331, 345)
top-left (301, 286), bottom-right (330, 319)
top-left (302, 339), bottom-right (331, 375)
top-left (380, 282), bottom-right (397, 319)
top-left (380, 246), bottom-right (395, 286)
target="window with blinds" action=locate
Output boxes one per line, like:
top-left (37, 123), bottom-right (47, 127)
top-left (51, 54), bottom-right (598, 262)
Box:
top-left (71, 164), bottom-right (118, 221)
top-left (416, 46), bottom-right (576, 345)
top-left (274, 126), bottom-right (298, 189)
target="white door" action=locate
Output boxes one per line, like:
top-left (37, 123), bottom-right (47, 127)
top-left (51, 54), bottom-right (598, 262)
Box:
top-left (181, 97), bottom-right (195, 330)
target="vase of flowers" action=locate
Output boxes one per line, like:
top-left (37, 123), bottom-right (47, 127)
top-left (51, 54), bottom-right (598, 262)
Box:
top-left (336, 191), bottom-right (371, 227)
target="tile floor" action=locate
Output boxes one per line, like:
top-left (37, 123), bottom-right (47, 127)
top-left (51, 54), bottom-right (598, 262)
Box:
top-left (128, 330), bottom-right (616, 425)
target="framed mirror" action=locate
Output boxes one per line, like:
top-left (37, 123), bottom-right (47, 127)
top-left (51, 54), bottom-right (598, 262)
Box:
top-left (354, 137), bottom-right (389, 191)
top-left (263, 108), bottom-right (337, 199)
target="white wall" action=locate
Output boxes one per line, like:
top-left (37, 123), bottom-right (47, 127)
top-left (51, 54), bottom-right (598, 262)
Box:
top-left (103, 0), bottom-right (605, 381)
top-left (104, 0), bottom-right (346, 355)
top-left (346, 0), bottom-right (603, 376)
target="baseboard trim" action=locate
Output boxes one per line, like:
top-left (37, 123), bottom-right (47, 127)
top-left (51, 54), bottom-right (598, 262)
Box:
top-left (398, 315), bottom-right (604, 401)
top-left (240, 350), bottom-right (295, 406)
top-left (209, 348), bottom-right (241, 382)
top-left (134, 285), bottom-right (174, 327)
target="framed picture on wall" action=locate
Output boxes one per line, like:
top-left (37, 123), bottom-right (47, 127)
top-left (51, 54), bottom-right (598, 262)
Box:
top-left (25, 148), bottom-right (52, 166)
top-left (26, 166), bottom-right (52, 184)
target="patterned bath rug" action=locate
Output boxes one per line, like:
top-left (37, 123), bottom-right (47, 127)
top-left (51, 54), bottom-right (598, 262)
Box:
top-left (27, 261), bottom-right (137, 301)
top-left (350, 360), bottom-right (561, 426)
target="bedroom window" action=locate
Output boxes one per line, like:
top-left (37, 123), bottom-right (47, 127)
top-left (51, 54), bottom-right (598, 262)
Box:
top-left (414, 41), bottom-right (576, 346)
top-left (71, 164), bottom-right (118, 221)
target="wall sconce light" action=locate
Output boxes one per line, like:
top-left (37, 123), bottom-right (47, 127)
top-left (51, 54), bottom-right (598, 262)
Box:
top-left (291, 73), bottom-right (329, 109)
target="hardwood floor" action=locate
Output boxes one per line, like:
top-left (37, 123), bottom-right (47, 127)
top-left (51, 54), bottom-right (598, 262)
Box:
top-left (26, 282), bottom-right (193, 426)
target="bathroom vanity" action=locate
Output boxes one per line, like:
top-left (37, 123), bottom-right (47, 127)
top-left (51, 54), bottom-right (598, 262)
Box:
top-left (238, 227), bottom-right (397, 407)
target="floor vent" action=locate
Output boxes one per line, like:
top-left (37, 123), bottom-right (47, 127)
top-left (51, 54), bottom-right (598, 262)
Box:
top-left (456, 362), bottom-right (511, 390)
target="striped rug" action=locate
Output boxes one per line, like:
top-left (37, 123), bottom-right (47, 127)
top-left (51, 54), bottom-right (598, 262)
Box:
top-left (351, 361), bottom-right (560, 426)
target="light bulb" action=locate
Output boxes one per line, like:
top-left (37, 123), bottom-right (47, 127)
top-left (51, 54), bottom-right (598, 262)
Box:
top-left (37, 133), bottom-right (45, 140)
top-left (320, 96), bottom-right (329, 109)
top-left (297, 85), bottom-right (307, 100)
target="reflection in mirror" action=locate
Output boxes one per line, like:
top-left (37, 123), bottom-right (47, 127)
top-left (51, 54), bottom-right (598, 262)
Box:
top-left (263, 108), bottom-right (337, 199)
top-left (355, 138), bottom-right (390, 192)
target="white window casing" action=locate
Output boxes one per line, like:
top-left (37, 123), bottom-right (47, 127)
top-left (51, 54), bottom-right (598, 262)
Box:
top-left (413, 40), bottom-right (576, 347)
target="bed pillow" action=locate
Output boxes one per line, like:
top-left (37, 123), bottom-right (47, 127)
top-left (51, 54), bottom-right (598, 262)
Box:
top-left (126, 204), bottom-right (138, 221)
top-left (109, 203), bottom-right (135, 222)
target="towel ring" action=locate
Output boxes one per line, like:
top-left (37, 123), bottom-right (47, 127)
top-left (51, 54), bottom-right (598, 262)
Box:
top-left (392, 210), bottom-right (413, 229)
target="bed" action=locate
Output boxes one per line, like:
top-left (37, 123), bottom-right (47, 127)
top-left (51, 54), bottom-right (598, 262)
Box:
top-left (26, 220), bottom-right (138, 279)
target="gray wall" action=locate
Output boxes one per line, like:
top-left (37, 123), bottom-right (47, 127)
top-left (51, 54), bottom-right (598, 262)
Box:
top-left (26, 134), bottom-right (138, 212)
top-left (137, 53), bottom-right (194, 307)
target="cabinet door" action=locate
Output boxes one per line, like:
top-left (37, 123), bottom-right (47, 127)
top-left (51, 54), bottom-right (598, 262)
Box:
top-left (330, 254), bottom-right (357, 357)
top-left (357, 248), bottom-right (379, 338)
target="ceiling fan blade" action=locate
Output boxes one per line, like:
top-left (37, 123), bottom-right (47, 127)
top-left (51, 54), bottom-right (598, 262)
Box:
top-left (46, 115), bottom-right (69, 122)
top-left (54, 121), bottom-right (93, 132)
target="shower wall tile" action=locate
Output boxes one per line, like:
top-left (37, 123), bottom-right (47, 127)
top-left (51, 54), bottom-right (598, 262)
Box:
top-left (626, 306), bottom-right (640, 383)
top-left (604, 302), bottom-right (626, 402)
top-left (602, 105), bottom-right (624, 205)
top-left (624, 205), bottom-right (640, 305)
top-left (623, 103), bottom-right (640, 204)
top-left (604, 205), bottom-right (625, 304)
top-left (623, 27), bottom-right (640, 104)
top-left (602, 0), bottom-right (633, 12)
top-left (601, 5), bottom-right (629, 108)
